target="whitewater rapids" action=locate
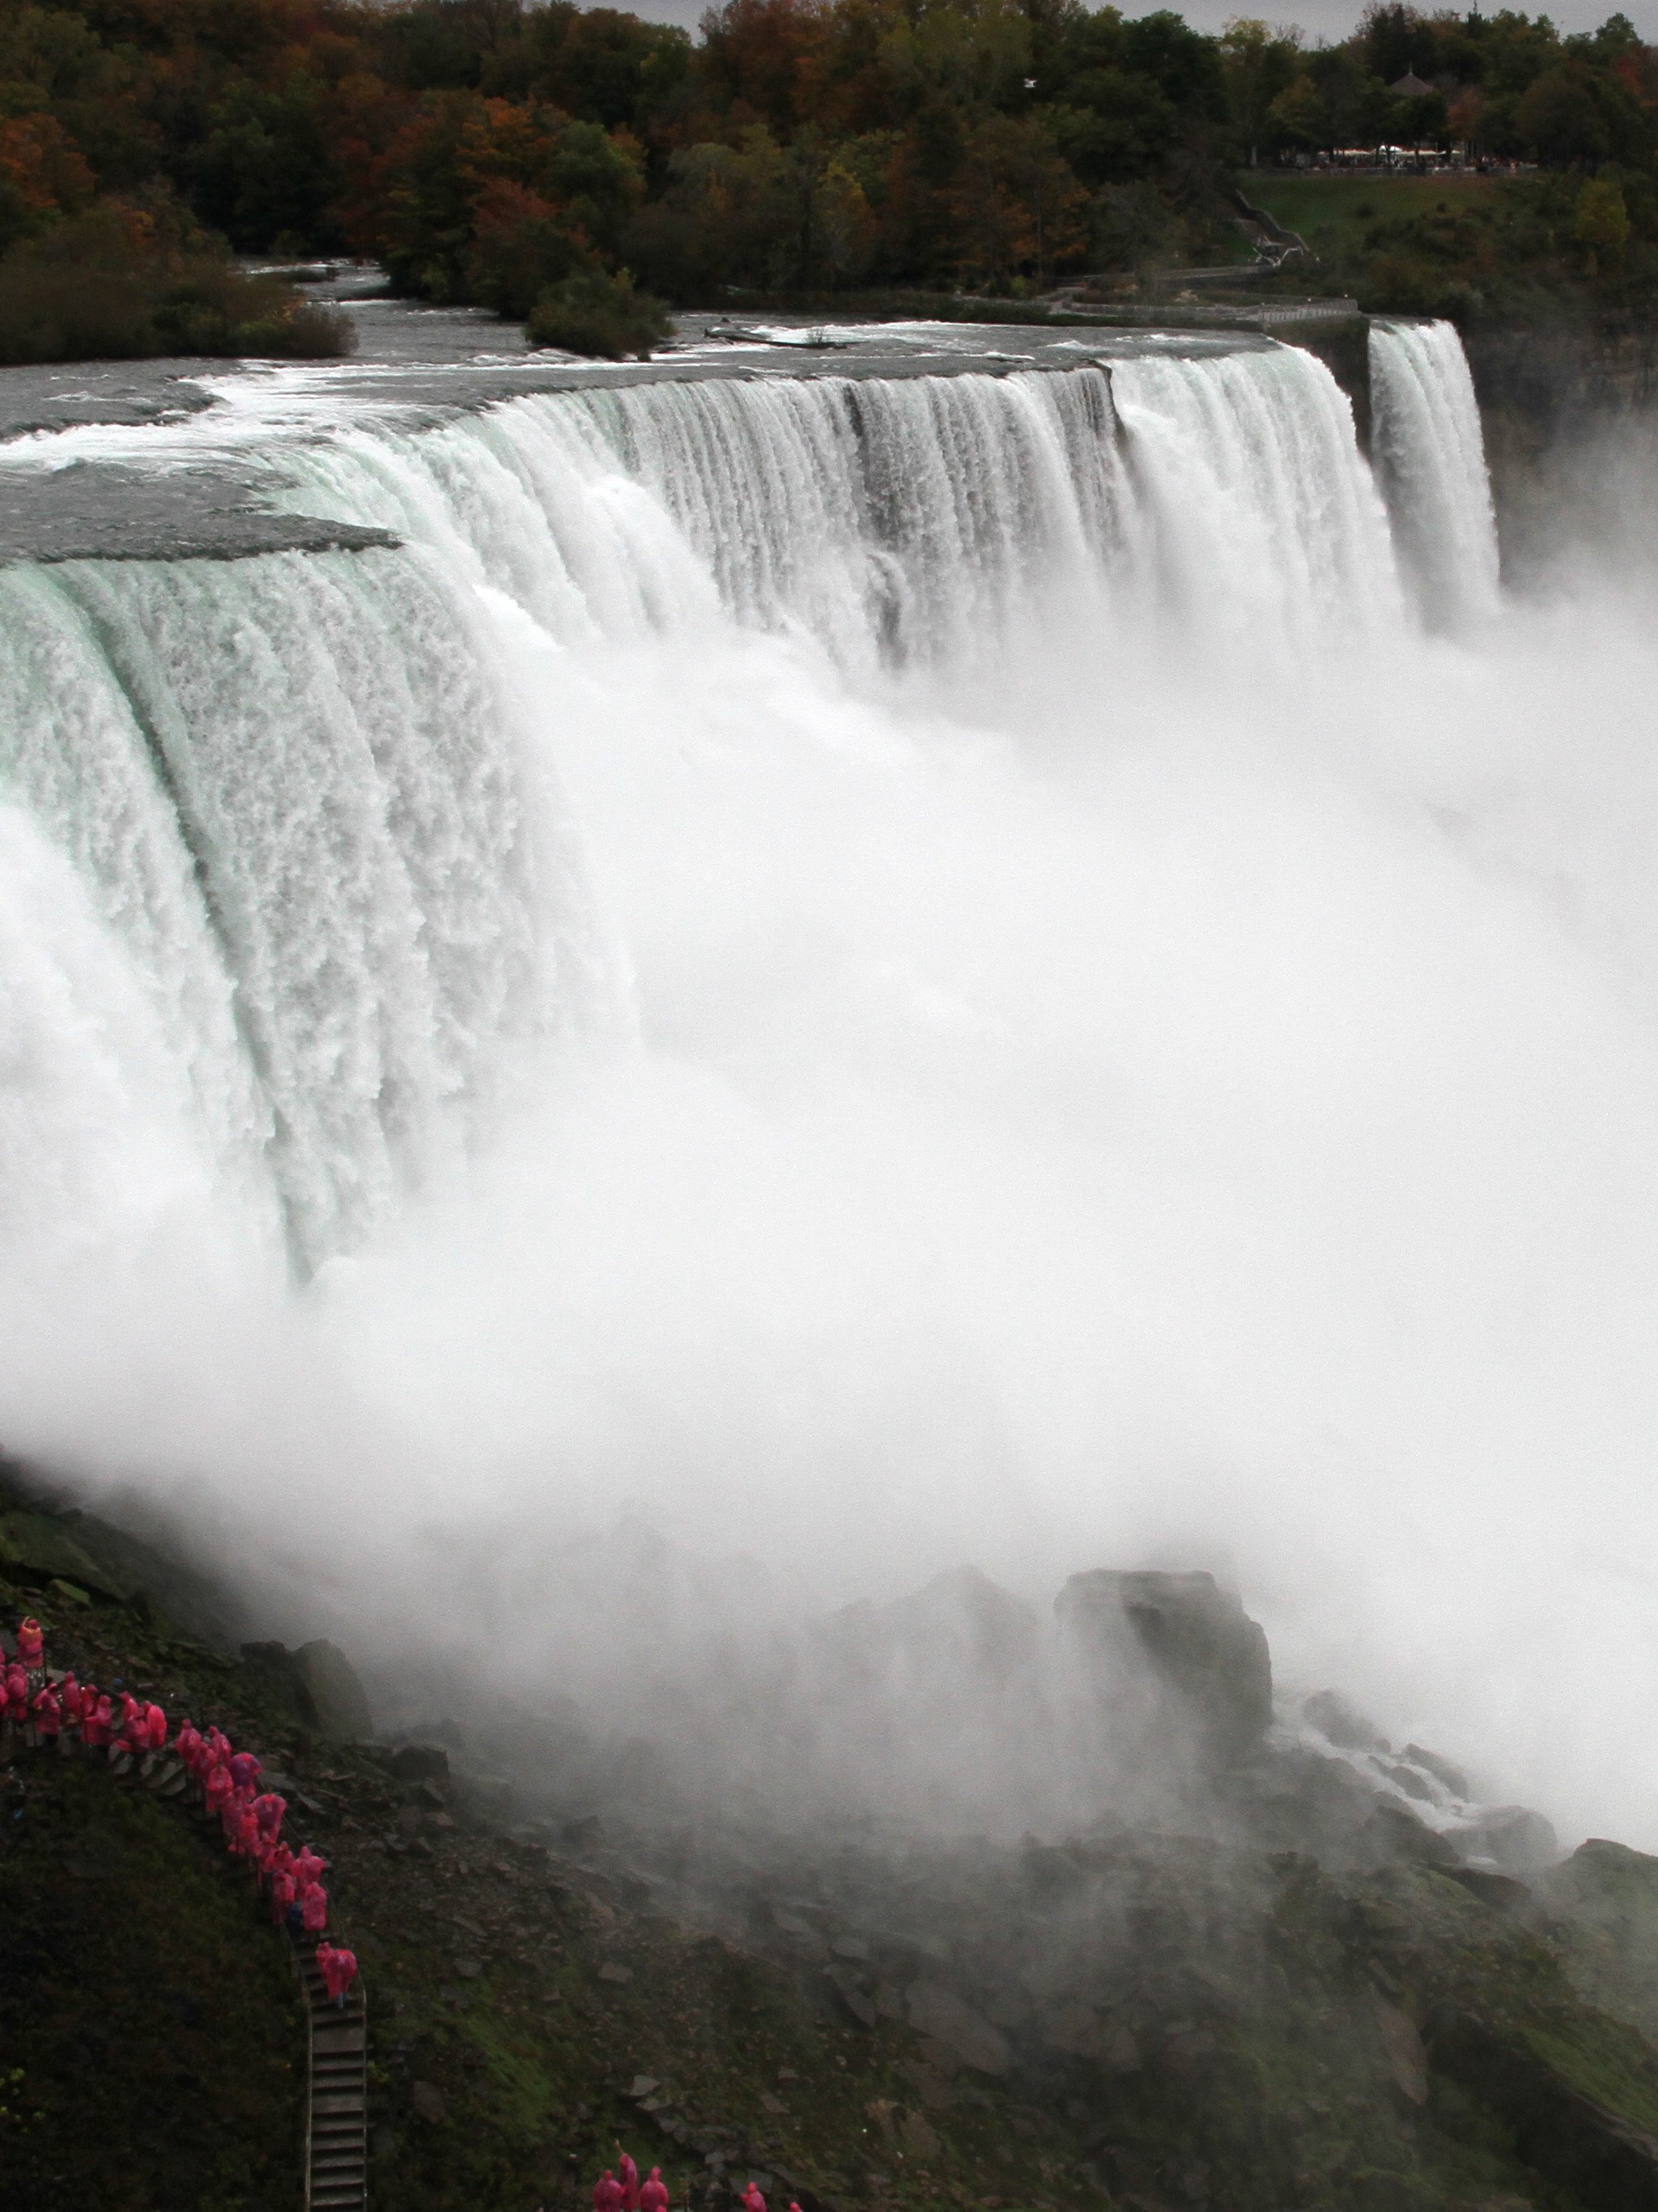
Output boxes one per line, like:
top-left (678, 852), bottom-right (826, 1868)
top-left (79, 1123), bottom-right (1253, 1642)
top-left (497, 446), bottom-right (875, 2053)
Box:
top-left (1, 320), bottom-right (1656, 1848)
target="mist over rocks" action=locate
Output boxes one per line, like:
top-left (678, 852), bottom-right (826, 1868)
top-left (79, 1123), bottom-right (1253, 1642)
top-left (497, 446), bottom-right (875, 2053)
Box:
top-left (17, 1462), bottom-right (1658, 2209)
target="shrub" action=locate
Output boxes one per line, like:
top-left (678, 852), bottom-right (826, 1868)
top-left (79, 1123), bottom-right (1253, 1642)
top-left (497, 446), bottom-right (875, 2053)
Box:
top-left (525, 266), bottom-right (670, 358)
top-left (0, 208), bottom-right (354, 364)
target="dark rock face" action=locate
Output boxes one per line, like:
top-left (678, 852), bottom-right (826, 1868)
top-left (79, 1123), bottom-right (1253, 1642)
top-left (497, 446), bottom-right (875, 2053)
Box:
top-left (388, 1742), bottom-right (452, 1784)
top-left (291, 1638), bottom-right (374, 1740)
top-left (1056, 1568), bottom-right (1273, 1765)
top-left (241, 1635), bottom-right (375, 1739)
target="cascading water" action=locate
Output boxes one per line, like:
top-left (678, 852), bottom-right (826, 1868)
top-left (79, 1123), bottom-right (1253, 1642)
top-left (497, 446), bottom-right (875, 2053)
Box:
top-left (17, 317), bottom-right (1658, 1847)
top-left (1368, 317), bottom-right (1501, 627)
top-left (0, 338), bottom-right (1407, 1268)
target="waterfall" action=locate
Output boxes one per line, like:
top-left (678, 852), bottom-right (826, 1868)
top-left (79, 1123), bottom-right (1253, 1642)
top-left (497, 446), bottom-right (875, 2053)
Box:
top-left (1368, 317), bottom-right (1500, 627)
top-left (0, 332), bottom-right (1495, 1273)
top-left (0, 547), bottom-right (591, 1270)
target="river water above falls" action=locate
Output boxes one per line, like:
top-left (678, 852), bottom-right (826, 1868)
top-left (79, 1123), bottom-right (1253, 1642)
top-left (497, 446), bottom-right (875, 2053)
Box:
top-left (0, 312), bottom-right (1655, 1848)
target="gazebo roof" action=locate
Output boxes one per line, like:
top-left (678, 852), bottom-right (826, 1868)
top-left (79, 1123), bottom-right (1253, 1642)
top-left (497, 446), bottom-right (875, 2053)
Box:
top-left (1390, 68), bottom-right (1435, 95)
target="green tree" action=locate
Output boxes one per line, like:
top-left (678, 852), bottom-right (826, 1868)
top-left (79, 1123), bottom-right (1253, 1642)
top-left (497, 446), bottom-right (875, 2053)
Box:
top-left (1574, 174), bottom-right (1629, 269)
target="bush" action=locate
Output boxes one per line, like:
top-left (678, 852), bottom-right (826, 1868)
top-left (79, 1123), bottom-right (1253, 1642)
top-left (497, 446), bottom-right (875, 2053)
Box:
top-left (0, 208), bottom-right (355, 365)
top-left (525, 266), bottom-right (670, 358)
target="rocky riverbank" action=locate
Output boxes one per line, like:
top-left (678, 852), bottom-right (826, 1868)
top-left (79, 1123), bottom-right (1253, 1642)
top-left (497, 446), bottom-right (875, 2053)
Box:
top-left (6, 1460), bottom-right (1658, 2212)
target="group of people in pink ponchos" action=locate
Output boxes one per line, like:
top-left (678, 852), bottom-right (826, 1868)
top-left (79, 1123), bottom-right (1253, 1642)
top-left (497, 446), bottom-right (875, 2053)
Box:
top-left (6, 1613), bottom-right (358, 2008)
top-left (589, 2159), bottom-right (804, 2212)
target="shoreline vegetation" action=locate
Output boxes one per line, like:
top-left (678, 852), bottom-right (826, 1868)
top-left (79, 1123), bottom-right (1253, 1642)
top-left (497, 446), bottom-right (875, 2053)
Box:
top-left (0, 1), bottom-right (1656, 364)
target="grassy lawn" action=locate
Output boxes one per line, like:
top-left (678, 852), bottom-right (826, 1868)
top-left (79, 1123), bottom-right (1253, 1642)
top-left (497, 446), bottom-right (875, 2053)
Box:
top-left (1238, 172), bottom-right (1508, 257)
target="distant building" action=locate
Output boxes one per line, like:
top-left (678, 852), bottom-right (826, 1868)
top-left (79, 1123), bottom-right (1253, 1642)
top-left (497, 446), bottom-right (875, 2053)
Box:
top-left (1390, 69), bottom-right (1435, 96)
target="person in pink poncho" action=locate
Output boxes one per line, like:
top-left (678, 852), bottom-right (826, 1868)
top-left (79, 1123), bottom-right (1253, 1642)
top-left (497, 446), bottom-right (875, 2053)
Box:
top-left (640, 2170), bottom-right (669, 2212)
top-left (233, 1806), bottom-right (262, 1861)
top-left (4, 1665), bottom-right (27, 1726)
top-left (593, 2172), bottom-right (623, 2212)
top-left (293, 1844), bottom-right (327, 1891)
top-left (618, 2151), bottom-right (640, 2212)
top-left (270, 1862), bottom-right (297, 1927)
top-left (31, 1684), bottom-right (61, 1743)
top-left (317, 1942), bottom-right (359, 2007)
top-left (252, 1791), bottom-right (285, 1844)
top-left (60, 1674), bottom-right (83, 1729)
top-left (15, 1618), bottom-right (43, 1670)
top-left (143, 1703), bottom-right (168, 1753)
top-left (228, 1749), bottom-right (261, 1792)
top-left (84, 1693), bottom-right (113, 1750)
top-left (175, 1720), bottom-right (202, 1774)
top-left (205, 1759), bottom-right (234, 1819)
top-left (300, 1881), bottom-right (329, 1936)
top-left (741, 2184), bottom-right (767, 2212)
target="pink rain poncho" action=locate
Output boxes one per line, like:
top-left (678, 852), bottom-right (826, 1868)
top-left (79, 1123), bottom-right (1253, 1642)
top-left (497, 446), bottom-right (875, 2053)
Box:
top-left (228, 1750), bottom-right (261, 1791)
top-left (319, 1944), bottom-right (358, 2005)
top-left (293, 1846), bottom-right (327, 1890)
top-left (593, 2172), bottom-right (624, 2212)
top-left (4, 1667), bottom-right (27, 1723)
top-left (270, 1865), bottom-right (297, 1925)
top-left (175, 1721), bottom-right (202, 1772)
top-left (300, 1882), bottom-right (329, 1935)
top-left (85, 1694), bottom-right (113, 1747)
top-left (640, 2169), bottom-right (670, 2212)
top-left (32, 1686), bottom-right (61, 1741)
top-left (15, 1618), bottom-right (42, 1669)
top-left (60, 1674), bottom-right (83, 1725)
top-left (143, 1704), bottom-right (168, 1752)
top-left (619, 2152), bottom-right (640, 2211)
top-left (252, 1792), bottom-right (286, 1842)
top-left (741, 2186), bottom-right (767, 2212)
top-left (205, 1761), bottom-right (234, 1816)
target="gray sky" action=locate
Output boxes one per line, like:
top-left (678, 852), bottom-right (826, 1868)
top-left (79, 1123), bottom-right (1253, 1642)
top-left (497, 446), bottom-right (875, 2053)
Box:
top-left (619, 0), bottom-right (1658, 47)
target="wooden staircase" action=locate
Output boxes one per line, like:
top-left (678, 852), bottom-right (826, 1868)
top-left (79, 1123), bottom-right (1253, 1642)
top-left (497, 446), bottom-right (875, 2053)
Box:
top-left (297, 1932), bottom-right (369, 2210)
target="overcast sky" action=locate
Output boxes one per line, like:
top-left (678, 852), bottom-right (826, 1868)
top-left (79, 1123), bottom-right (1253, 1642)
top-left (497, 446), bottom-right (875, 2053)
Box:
top-left (618, 0), bottom-right (1658, 49)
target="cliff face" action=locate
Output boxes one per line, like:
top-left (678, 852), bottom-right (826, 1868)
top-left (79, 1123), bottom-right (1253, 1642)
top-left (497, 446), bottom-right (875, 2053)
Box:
top-left (11, 1461), bottom-right (1658, 2212)
top-left (1464, 320), bottom-right (1658, 571)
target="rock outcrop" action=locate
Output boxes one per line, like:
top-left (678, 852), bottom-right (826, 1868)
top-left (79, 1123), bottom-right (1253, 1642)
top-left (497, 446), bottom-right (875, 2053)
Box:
top-left (1056, 1567), bottom-right (1273, 1766)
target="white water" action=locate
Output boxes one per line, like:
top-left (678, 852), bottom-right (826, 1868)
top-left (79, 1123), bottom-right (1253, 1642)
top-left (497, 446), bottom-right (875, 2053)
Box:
top-left (3, 323), bottom-right (1658, 1847)
top-left (1369, 317), bottom-right (1501, 627)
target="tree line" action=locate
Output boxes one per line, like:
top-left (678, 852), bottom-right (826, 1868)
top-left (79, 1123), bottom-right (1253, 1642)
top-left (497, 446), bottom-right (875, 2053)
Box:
top-left (2, 0), bottom-right (1656, 342)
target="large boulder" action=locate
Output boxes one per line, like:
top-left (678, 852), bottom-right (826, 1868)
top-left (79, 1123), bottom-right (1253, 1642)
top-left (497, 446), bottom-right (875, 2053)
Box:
top-left (1056, 1568), bottom-right (1272, 1766)
top-left (241, 1636), bottom-right (373, 1740)
top-left (291, 1639), bottom-right (373, 1740)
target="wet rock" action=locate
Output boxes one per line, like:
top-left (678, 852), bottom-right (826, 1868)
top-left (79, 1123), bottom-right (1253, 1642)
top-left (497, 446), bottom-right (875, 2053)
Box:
top-left (1367, 1802), bottom-right (1459, 1868)
top-left (0, 1511), bottom-right (127, 1600)
top-left (389, 1742), bottom-right (451, 1784)
top-left (1373, 1994), bottom-right (1429, 2106)
top-left (1432, 2010), bottom-right (1658, 2209)
top-left (1454, 1806), bottom-right (1559, 1874)
top-left (826, 1968), bottom-right (877, 2028)
top-left (901, 2111), bottom-right (942, 2158)
top-left (291, 1638), bottom-right (373, 1739)
top-left (905, 1982), bottom-right (1011, 2076)
top-left (1403, 1743), bottom-right (1471, 1798)
top-left (1057, 1570), bottom-right (1272, 1764)
top-left (1304, 1690), bottom-right (1390, 1753)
